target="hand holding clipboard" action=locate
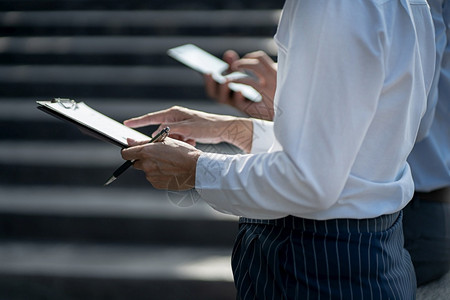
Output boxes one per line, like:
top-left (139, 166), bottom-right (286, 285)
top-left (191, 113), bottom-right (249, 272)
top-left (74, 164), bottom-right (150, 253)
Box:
top-left (36, 98), bottom-right (157, 184)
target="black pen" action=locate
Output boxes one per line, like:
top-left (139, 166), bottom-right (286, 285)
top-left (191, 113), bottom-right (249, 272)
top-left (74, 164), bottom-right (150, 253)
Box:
top-left (104, 127), bottom-right (170, 186)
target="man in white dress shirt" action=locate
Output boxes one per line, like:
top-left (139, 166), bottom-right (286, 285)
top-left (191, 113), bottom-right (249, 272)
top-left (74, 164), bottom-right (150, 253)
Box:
top-left (204, 0), bottom-right (450, 290)
top-left (122, 0), bottom-right (436, 298)
top-left (403, 0), bottom-right (450, 287)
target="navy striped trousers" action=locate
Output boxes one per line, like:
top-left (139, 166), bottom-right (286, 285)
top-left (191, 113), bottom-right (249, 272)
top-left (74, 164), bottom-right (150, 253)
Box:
top-left (232, 212), bottom-right (416, 299)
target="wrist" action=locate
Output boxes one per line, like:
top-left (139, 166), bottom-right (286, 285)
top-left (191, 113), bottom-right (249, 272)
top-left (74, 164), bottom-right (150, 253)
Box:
top-left (187, 148), bottom-right (202, 189)
top-left (221, 117), bottom-right (253, 153)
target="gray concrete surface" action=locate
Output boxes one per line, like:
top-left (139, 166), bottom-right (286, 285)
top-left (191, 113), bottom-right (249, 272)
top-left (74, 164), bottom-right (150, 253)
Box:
top-left (417, 270), bottom-right (450, 300)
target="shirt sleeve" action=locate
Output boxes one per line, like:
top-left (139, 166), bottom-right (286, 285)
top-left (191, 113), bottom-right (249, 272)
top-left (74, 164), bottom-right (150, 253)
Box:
top-left (415, 0), bottom-right (444, 141)
top-left (195, 1), bottom-right (385, 219)
top-left (250, 119), bottom-right (274, 154)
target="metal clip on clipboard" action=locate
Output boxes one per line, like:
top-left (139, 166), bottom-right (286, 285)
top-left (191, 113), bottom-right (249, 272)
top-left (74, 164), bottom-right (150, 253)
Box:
top-left (51, 98), bottom-right (78, 109)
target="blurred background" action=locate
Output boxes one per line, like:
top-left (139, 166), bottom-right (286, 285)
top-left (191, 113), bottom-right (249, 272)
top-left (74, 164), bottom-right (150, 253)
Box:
top-left (0, 0), bottom-right (283, 299)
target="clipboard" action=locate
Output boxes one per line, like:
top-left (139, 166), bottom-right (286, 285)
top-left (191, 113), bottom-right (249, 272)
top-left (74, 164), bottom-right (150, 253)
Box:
top-left (36, 98), bottom-right (151, 148)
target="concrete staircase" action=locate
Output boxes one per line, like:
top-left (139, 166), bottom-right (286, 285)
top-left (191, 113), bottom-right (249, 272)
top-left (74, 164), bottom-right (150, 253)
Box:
top-left (0, 1), bottom-right (282, 299)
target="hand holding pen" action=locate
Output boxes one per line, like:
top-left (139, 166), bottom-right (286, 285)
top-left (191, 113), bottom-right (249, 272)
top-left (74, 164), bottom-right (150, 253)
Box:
top-left (104, 127), bottom-right (170, 186)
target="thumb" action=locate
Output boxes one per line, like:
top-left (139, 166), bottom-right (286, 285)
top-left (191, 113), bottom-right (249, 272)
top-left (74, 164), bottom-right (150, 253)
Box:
top-left (127, 138), bottom-right (149, 147)
top-left (223, 50), bottom-right (240, 66)
top-left (151, 121), bottom-right (193, 140)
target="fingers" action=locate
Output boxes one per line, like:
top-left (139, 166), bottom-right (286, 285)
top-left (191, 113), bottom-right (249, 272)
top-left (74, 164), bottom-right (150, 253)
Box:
top-left (121, 141), bottom-right (164, 164)
top-left (205, 72), bottom-right (236, 105)
top-left (126, 138), bottom-right (150, 147)
top-left (227, 91), bottom-right (248, 109)
top-left (232, 59), bottom-right (267, 85)
top-left (233, 58), bottom-right (266, 73)
top-left (218, 78), bottom-right (235, 104)
top-left (149, 120), bottom-right (191, 139)
top-left (121, 145), bottom-right (141, 161)
top-left (125, 106), bottom-right (196, 142)
top-left (183, 138), bottom-right (196, 146)
top-left (204, 50), bottom-right (276, 108)
top-left (228, 76), bottom-right (261, 92)
top-left (204, 74), bottom-right (218, 99)
top-left (124, 113), bottom-right (164, 128)
top-left (127, 138), bottom-right (139, 147)
top-left (132, 159), bottom-right (153, 172)
top-left (231, 51), bottom-right (276, 85)
top-left (223, 50), bottom-right (240, 69)
top-left (205, 72), bottom-right (237, 105)
top-left (242, 51), bottom-right (275, 68)
top-left (121, 138), bottom-right (200, 190)
top-left (169, 133), bottom-right (196, 146)
top-left (124, 107), bottom-right (183, 128)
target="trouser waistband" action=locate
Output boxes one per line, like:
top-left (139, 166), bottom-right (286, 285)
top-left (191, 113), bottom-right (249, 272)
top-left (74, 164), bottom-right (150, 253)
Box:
top-left (239, 211), bottom-right (401, 234)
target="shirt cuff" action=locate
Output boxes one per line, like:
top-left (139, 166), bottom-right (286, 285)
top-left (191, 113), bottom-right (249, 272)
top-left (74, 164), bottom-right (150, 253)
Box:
top-left (251, 119), bottom-right (274, 154)
top-left (195, 152), bottom-right (236, 215)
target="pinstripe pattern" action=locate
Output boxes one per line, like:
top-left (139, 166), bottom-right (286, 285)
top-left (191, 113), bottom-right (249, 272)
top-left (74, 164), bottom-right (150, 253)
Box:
top-left (232, 212), bottom-right (416, 299)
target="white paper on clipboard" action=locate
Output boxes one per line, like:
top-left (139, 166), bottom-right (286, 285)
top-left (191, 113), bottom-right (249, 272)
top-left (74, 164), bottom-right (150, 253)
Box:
top-left (37, 98), bottom-right (151, 147)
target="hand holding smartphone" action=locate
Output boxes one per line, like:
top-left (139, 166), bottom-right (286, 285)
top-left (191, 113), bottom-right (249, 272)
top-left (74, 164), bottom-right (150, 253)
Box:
top-left (167, 44), bottom-right (262, 102)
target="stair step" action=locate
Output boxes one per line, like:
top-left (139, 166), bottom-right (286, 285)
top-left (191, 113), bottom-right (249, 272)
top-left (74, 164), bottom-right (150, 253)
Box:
top-left (1, 83), bottom-right (207, 99)
top-left (0, 44), bottom-right (275, 97)
top-left (0, 0), bottom-right (284, 11)
top-left (0, 65), bottom-right (199, 85)
top-left (0, 98), bottom-right (245, 142)
top-left (416, 271), bottom-right (450, 300)
top-left (0, 142), bottom-right (240, 167)
top-left (0, 186), bottom-right (235, 219)
top-left (0, 142), bottom-right (123, 167)
top-left (0, 144), bottom-right (241, 187)
top-left (0, 97), bottom-right (243, 187)
top-left (0, 53), bottom-right (173, 66)
top-left (0, 10), bottom-right (280, 37)
top-left (0, 163), bottom-right (150, 187)
top-left (0, 3), bottom-right (276, 298)
top-left (0, 98), bottom-right (245, 121)
top-left (0, 186), bottom-right (238, 245)
top-left (0, 10), bottom-right (279, 27)
top-left (0, 36), bottom-right (276, 57)
top-left (0, 241), bottom-right (236, 300)
top-left (0, 242), bottom-right (233, 280)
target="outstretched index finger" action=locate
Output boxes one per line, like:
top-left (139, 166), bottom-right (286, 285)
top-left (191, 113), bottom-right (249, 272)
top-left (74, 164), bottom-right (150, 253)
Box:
top-left (124, 107), bottom-right (186, 128)
top-left (123, 111), bottom-right (167, 128)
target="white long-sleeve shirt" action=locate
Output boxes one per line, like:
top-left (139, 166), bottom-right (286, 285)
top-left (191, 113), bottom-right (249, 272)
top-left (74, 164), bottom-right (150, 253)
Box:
top-left (195, 0), bottom-right (436, 220)
top-left (408, 0), bottom-right (450, 192)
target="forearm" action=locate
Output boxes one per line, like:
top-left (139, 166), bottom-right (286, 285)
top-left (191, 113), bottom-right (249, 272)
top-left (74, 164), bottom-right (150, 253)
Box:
top-left (219, 117), bottom-right (253, 153)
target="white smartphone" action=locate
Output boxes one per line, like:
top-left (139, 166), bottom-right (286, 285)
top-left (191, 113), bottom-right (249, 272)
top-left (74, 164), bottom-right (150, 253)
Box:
top-left (167, 44), bottom-right (262, 102)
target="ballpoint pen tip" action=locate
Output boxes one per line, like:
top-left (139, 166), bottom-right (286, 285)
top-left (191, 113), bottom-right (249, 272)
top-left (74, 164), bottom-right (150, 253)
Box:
top-left (104, 176), bottom-right (116, 186)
